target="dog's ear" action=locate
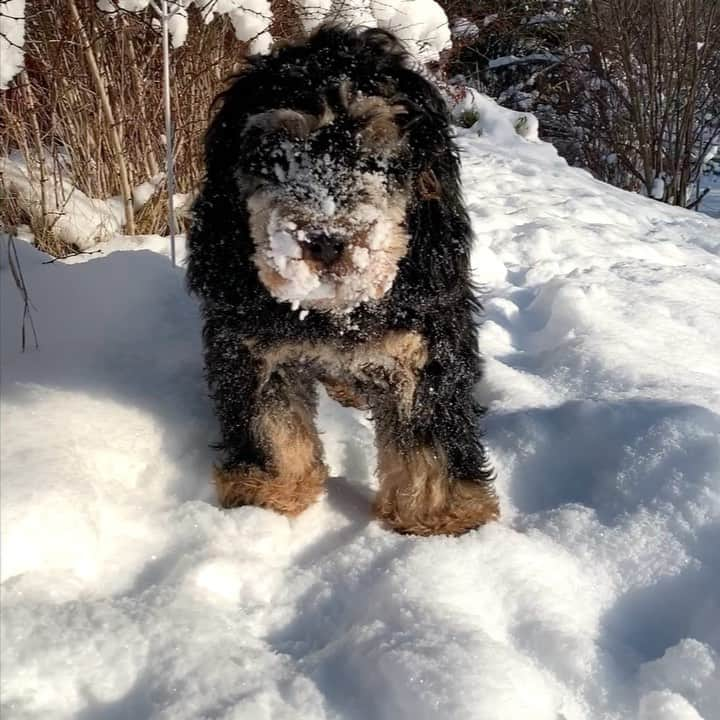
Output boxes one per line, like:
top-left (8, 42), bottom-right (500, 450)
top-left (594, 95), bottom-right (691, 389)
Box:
top-left (204, 71), bottom-right (256, 181)
top-left (394, 77), bottom-right (460, 205)
top-left (204, 59), bottom-right (298, 181)
top-left (416, 168), bottom-right (442, 201)
top-left (395, 71), bottom-right (471, 277)
top-left (358, 27), bottom-right (409, 65)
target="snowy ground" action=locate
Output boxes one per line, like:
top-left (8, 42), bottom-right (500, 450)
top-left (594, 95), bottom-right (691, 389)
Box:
top-left (2, 113), bottom-right (720, 720)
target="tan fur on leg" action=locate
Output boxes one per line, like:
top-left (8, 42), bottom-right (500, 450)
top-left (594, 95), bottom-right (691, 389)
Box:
top-left (374, 445), bottom-right (499, 536)
top-left (214, 463), bottom-right (326, 516)
top-left (321, 378), bottom-right (369, 410)
top-left (215, 396), bottom-right (328, 516)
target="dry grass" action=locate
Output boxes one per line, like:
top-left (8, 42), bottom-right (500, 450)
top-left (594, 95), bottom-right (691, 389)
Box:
top-left (0, 0), bottom-right (272, 253)
top-left (134, 186), bottom-right (194, 236)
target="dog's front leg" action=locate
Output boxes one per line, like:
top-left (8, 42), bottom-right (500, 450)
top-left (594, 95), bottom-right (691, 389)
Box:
top-left (204, 325), bottom-right (328, 516)
top-left (373, 336), bottom-right (499, 536)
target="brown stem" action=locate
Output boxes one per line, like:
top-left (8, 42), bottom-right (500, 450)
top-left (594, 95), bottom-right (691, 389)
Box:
top-left (66, 0), bottom-right (135, 235)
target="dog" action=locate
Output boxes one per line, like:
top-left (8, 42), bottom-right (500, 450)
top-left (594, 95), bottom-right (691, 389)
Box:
top-left (187, 26), bottom-right (499, 535)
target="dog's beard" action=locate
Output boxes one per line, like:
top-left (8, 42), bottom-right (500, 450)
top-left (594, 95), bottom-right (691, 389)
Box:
top-left (248, 173), bottom-right (409, 313)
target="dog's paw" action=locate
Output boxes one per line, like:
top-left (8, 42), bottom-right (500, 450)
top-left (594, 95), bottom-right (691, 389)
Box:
top-left (214, 464), bottom-right (327, 517)
top-left (374, 478), bottom-right (499, 536)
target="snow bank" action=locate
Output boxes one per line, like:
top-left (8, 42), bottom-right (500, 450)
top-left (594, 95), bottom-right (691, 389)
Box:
top-left (2, 95), bottom-right (720, 719)
top-left (449, 86), bottom-right (540, 141)
top-left (1, 155), bottom-right (122, 249)
top-left (0, 0), bottom-right (25, 89)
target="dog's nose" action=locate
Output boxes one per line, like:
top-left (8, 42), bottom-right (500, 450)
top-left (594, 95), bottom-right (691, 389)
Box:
top-left (305, 233), bottom-right (345, 265)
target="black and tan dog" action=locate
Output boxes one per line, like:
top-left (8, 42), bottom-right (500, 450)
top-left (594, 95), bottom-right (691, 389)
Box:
top-left (187, 26), bottom-right (499, 535)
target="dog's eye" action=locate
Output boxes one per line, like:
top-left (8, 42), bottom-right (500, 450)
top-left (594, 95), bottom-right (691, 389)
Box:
top-left (239, 130), bottom-right (306, 183)
top-left (353, 188), bottom-right (371, 203)
top-left (392, 100), bottom-right (427, 137)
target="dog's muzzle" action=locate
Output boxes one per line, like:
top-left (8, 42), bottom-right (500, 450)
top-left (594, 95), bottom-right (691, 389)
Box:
top-left (247, 186), bottom-right (410, 313)
top-left (303, 232), bottom-right (345, 266)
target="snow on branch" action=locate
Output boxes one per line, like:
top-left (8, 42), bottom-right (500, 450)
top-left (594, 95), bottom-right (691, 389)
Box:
top-left (488, 52), bottom-right (561, 70)
top-left (0, 0), bottom-right (25, 89)
top-left (0, 0), bottom-right (453, 91)
top-left (96, 0), bottom-right (272, 51)
top-left (295, 0), bottom-right (451, 63)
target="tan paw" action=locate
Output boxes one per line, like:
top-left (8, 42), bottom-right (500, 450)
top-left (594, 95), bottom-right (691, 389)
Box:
top-left (214, 464), bottom-right (327, 517)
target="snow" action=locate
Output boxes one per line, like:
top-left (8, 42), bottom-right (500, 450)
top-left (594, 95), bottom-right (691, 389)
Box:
top-left (2, 96), bottom-right (720, 720)
top-left (96, 0), bottom-right (272, 53)
top-left (1, 155), bottom-right (123, 249)
top-left (297, 0), bottom-right (452, 63)
top-left (450, 87), bottom-right (540, 142)
top-left (488, 52), bottom-right (560, 69)
top-left (200, 0), bottom-right (272, 54)
top-left (97, 0), bottom-right (449, 59)
top-left (166, 2), bottom-right (188, 48)
top-left (450, 16), bottom-right (480, 39)
top-left (0, 0), bottom-right (25, 89)
top-left (652, 176), bottom-right (665, 200)
top-left (638, 691), bottom-right (704, 720)
top-left (369, 0), bottom-right (451, 63)
top-left (131, 174), bottom-right (165, 211)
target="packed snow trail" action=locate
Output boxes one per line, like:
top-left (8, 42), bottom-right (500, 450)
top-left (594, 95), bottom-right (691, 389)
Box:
top-left (2, 115), bottom-right (720, 720)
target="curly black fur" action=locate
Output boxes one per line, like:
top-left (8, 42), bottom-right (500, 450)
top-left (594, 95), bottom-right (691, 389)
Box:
top-left (187, 26), bottom-right (496, 530)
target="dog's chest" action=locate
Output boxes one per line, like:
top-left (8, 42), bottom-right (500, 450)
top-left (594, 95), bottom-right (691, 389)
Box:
top-left (252, 330), bottom-right (428, 411)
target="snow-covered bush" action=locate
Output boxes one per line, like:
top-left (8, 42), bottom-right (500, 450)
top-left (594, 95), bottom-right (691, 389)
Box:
top-left (1, 0), bottom-right (453, 92)
top-left (444, 1), bottom-right (582, 158)
top-left (1, 155), bottom-right (122, 251)
top-left (96, 0), bottom-right (274, 53)
top-left (570, 0), bottom-right (720, 208)
top-left (446, 85), bottom-right (539, 142)
top-left (2, 1), bottom-right (248, 249)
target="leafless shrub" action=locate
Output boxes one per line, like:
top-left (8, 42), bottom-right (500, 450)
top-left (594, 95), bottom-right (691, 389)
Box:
top-left (440, 0), bottom-right (720, 209)
top-left (564, 0), bottom-right (720, 207)
top-left (0, 0), bottom-right (263, 252)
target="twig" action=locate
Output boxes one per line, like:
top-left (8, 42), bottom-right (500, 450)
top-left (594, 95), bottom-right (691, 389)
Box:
top-left (6, 233), bottom-right (40, 352)
top-left (41, 248), bottom-right (103, 263)
top-left (686, 186), bottom-right (709, 211)
top-left (66, 0), bottom-right (136, 235)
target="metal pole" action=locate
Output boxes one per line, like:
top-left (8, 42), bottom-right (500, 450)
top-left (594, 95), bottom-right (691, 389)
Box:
top-left (161, 0), bottom-right (177, 267)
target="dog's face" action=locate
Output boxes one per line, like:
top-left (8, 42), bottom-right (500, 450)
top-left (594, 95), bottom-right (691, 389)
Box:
top-left (238, 90), bottom-right (413, 312)
top-left (199, 28), bottom-right (456, 315)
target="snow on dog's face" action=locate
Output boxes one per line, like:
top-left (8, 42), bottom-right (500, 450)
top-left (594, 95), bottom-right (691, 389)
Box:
top-left (240, 92), bottom-right (411, 312)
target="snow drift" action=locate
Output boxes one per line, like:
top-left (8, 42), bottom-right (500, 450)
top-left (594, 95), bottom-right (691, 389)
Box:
top-left (2, 98), bottom-right (719, 720)
top-left (0, 155), bottom-right (123, 250)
